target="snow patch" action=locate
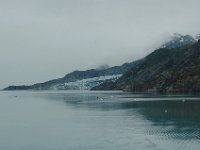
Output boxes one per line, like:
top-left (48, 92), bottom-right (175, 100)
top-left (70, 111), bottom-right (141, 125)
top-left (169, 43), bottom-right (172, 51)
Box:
top-left (64, 74), bottom-right (122, 90)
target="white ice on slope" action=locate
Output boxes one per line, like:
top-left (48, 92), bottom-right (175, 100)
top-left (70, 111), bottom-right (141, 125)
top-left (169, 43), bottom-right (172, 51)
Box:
top-left (62, 74), bottom-right (122, 90)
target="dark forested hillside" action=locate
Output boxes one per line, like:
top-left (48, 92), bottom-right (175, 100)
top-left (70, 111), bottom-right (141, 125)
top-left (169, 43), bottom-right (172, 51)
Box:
top-left (92, 40), bottom-right (200, 93)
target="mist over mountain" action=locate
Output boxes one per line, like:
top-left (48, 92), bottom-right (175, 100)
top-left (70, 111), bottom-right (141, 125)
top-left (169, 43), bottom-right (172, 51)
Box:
top-left (195, 34), bottom-right (200, 41)
top-left (1, 0), bottom-right (200, 89)
top-left (4, 33), bottom-right (200, 92)
top-left (96, 65), bottom-right (110, 71)
top-left (92, 39), bottom-right (200, 93)
top-left (160, 33), bottom-right (198, 49)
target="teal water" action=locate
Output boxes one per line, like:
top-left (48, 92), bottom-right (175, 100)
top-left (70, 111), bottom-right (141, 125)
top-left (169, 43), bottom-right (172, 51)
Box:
top-left (0, 91), bottom-right (200, 150)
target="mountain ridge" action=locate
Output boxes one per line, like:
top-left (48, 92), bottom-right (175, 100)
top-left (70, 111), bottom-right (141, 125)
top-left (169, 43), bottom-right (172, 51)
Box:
top-left (160, 33), bottom-right (198, 49)
top-left (92, 39), bottom-right (200, 93)
top-left (4, 33), bottom-right (200, 92)
top-left (3, 60), bottom-right (143, 90)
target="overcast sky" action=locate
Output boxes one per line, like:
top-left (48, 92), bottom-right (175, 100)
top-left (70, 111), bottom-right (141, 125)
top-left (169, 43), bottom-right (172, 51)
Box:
top-left (0, 0), bottom-right (200, 89)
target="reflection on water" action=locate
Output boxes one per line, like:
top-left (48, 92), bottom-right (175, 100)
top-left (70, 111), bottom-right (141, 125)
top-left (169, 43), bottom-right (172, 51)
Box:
top-left (135, 100), bottom-right (200, 140)
top-left (0, 91), bottom-right (200, 150)
top-left (42, 91), bottom-right (200, 143)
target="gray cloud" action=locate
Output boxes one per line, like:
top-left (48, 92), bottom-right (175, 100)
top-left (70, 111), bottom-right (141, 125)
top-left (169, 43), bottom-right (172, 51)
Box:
top-left (0, 0), bottom-right (200, 88)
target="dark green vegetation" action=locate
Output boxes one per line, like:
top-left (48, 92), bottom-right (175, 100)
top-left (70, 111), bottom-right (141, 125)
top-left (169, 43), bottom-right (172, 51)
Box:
top-left (92, 40), bottom-right (200, 92)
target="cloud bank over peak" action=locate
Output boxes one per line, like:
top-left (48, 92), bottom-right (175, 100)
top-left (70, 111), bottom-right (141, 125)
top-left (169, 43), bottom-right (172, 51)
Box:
top-left (0, 0), bottom-right (200, 89)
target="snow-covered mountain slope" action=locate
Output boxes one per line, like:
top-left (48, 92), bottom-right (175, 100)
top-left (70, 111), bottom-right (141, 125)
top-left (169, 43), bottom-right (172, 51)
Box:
top-left (161, 33), bottom-right (198, 49)
top-left (64, 74), bottom-right (122, 90)
top-left (49, 74), bottom-right (122, 90)
top-left (195, 34), bottom-right (200, 41)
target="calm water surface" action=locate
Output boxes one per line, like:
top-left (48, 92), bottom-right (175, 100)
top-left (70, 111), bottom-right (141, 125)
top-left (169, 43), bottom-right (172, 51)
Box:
top-left (0, 91), bottom-right (200, 150)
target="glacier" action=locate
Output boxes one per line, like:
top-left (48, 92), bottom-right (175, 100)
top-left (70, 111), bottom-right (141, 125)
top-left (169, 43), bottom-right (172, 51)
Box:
top-left (51, 74), bottom-right (122, 90)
